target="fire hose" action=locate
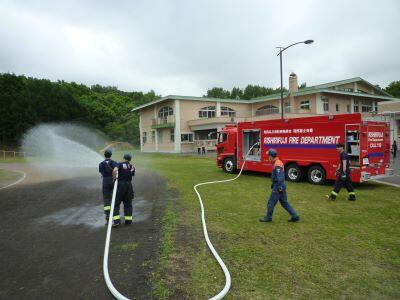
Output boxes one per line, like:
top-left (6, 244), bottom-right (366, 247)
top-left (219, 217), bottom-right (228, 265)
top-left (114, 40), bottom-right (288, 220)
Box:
top-left (103, 142), bottom-right (260, 300)
top-left (193, 142), bottom-right (260, 300)
top-left (103, 171), bottom-right (131, 300)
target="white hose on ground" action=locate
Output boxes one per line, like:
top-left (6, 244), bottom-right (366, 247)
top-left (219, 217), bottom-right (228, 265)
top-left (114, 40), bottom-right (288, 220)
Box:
top-left (194, 142), bottom-right (260, 300)
top-left (103, 172), bottom-right (131, 300)
top-left (0, 170), bottom-right (26, 190)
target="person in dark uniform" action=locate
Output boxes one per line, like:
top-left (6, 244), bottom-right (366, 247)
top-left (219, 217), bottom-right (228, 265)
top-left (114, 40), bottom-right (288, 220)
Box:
top-left (99, 149), bottom-right (118, 225)
top-left (327, 143), bottom-right (356, 201)
top-left (112, 153), bottom-right (135, 227)
top-left (259, 149), bottom-right (300, 223)
top-left (392, 140), bottom-right (397, 159)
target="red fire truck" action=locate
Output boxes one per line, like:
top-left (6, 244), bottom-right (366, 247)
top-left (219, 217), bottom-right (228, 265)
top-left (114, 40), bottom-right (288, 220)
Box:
top-left (216, 113), bottom-right (393, 184)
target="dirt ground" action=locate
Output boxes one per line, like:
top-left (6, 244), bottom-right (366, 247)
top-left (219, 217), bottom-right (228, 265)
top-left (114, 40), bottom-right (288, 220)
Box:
top-left (0, 164), bottom-right (167, 299)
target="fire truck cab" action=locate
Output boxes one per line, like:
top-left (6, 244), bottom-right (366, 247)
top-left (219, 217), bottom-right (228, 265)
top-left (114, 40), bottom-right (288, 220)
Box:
top-left (216, 113), bottom-right (393, 184)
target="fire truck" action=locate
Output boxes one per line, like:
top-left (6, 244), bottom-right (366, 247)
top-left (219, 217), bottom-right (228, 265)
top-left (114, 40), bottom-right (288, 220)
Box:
top-left (216, 113), bottom-right (393, 184)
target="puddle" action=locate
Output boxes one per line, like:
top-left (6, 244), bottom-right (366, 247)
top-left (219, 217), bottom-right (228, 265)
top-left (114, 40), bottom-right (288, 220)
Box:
top-left (36, 196), bottom-right (152, 229)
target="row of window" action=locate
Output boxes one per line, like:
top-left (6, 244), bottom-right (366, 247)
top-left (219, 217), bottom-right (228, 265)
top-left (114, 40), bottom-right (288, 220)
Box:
top-left (156, 98), bottom-right (374, 121)
top-left (142, 130), bottom-right (193, 144)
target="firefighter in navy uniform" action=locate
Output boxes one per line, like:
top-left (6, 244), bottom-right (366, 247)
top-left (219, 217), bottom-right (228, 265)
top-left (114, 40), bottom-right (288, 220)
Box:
top-left (259, 149), bottom-right (300, 223)
top-left (112, 153), bottom-right (135, 227)
top-left (327, 143), bottom-right (356, 201)
top-left (99, 149), bottom-right (118, 225)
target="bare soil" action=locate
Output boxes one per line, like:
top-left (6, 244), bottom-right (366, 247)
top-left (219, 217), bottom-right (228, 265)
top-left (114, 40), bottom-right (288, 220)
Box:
top-left (0, 165), bottom-right (167, 299)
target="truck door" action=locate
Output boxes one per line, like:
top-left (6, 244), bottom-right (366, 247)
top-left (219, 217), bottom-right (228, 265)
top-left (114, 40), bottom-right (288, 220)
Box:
top-left (366, 124), bottom-right (386, 176)
top-left (242, 129), bottom-right (261, 161)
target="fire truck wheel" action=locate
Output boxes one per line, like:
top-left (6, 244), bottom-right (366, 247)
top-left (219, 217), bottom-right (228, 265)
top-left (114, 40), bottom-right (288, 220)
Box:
top-left (223, 158), bottom-right (236, 174)
top-left (307, 165), bottom-right (326, 185)
top-left (285, 164), bottom-right (303, 182)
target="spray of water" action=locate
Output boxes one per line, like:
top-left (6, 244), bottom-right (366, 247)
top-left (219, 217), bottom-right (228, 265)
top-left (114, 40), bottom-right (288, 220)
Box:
top-left (22, 123), bottom-right (105, 171)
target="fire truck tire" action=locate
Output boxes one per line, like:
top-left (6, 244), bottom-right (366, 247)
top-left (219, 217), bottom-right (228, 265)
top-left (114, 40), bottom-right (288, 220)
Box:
top-left (223, 158), bottom-right (236, 174)
top-left (285, 164), bottom-right (303, 182)
top-left (307, 165), bottom-right (326, 185)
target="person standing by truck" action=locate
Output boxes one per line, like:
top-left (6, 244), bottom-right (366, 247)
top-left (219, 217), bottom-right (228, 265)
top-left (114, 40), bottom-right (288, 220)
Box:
top-left (259, 149), bottom-right (300, 223)
top-left (327, 143), bottom-right (356, 201)
top-left (392, 140), bottom-right (397, 159)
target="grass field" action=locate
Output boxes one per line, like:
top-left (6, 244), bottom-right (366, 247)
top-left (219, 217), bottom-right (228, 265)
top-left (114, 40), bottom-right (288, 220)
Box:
top-left (132, 152), bottom-right (400, 299)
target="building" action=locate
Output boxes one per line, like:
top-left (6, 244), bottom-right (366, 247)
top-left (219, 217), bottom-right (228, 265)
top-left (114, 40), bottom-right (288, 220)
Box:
top-left (132, 74), bottom-right (400, 153)
top-left (378, 100), bottom-right (400, 144)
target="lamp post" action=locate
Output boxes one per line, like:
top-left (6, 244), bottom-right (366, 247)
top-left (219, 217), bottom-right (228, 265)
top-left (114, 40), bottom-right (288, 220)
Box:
top-left (277, 40), bottom-right (314, 120)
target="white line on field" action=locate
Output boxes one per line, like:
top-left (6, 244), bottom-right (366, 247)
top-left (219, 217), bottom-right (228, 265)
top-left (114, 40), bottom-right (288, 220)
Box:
top-left (0, 170), bottom-right (27, 190)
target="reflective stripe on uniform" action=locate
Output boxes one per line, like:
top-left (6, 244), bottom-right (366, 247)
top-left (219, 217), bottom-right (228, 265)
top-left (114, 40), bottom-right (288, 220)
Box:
top-left (124, 216), bottom-right (133, 221)
top-left (104, 206), bottom-right (111, 211)
top-left (331, 191), bottom-right (338, 196)
top-left (349, 192), bottom-right (355, 195)
top-left (112, 215), bottom-right (120, 220)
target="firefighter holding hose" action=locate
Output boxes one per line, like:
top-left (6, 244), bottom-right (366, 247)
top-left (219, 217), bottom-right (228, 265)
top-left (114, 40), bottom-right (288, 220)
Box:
top-left (327, 143), bottom-right (356, 201)
top-left (112, 153), bottom-right (135, 227)
top-left (259, 149), bottom-right (300, 223)
top-left (99, 149), bottom-right (118, 226)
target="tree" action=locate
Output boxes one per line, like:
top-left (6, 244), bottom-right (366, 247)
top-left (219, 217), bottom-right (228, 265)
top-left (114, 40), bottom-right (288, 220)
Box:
top-left (299, 82), bottom-right (307, 89)
top-left (230, 87), bottom-right (243, 99)
top-left (385, 81), bottom-right (400, 98)
top-left (205, 87), bottom-right (231, 99)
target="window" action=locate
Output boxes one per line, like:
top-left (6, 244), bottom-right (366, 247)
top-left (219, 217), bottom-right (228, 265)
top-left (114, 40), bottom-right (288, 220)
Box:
top-left (354, 100), bottom-right (359, 112)
top-left (361, 100), bottom-right (372, 112)
top-left (158, 130), bottom-right (163, 144)
top-left (221, 106), bottom-right (236, 117)
top-left (158, 106), bottom-right (173, 119)
top-left (151, 130), bottom-right (156, 143)
top-left (218, 133), bottom-right (227, 143)
top-left (322, 97), bottom-right (329, 112)
top-left (181, 133), bottom-right (193, 143)
top-left (347, 104), bottom-right (351, 112)
top-left (342, 88), bottom-right (354, 92)
top-left (284, 101), bottom-right (291, 113)
top-left (170, 128), bottom-right (174, 142)
top-left (336, 104), bottom-right (339, 112)
top-left (255, 105), bottom-right (279, 116)
top-left (300, 100), bottom-right (310, 110)
top-left (199, 106), bottom-right (216, 118)
top-left (142, 132), bottom-right (147, 144)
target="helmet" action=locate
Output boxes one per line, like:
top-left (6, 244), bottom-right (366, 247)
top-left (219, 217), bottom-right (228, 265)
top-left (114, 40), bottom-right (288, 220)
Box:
top-left (123, 153), bottom-right (132, 161)
top-left (268, 148), bottom-right (278, 158)
top-left (104, 149), bottom-right (112, 158)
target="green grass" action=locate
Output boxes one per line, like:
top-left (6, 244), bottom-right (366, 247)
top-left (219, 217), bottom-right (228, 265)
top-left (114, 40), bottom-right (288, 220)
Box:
top-left (133, 153), bottom-right (400, 299)
top-left (113, 242), bottom-right (139, 251)
top-left (0, 156), bottom-right (27, 163)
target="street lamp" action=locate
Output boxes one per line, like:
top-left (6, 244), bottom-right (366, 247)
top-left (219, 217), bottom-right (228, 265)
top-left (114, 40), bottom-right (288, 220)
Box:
top-left (277, 40), bottom-right (314, 119)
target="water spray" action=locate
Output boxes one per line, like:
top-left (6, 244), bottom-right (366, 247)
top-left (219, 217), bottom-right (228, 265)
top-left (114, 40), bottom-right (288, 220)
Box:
top-left (193, 141), bottom-right (260, 299)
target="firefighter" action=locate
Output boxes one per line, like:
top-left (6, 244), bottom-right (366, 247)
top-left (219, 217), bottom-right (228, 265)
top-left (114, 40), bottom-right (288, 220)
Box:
top-left (99, 149), bottom-right (118, 225)
top-left (259, 149), bottom-right (300, 223)
top-left (327, 143), bottom-right (356, 201)
top-left (112, 153), bottom-right (135, 227)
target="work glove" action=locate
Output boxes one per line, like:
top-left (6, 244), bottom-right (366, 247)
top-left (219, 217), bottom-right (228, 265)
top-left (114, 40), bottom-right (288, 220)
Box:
top-left (340, 174), bottom-right (347, 180)
top-left (271, 183), bottom-right (274, 189)
top-left (278, 187), bottom-right (283, 193)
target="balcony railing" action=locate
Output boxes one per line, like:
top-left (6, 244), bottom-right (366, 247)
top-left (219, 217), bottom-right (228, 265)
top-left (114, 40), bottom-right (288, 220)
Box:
top-left (151, 115), bottom-right (175, 129)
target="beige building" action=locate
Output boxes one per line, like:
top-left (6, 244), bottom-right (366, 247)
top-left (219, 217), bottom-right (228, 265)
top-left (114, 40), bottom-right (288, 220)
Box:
top-left (132, 75), bottom-right (400, 153)
top-left (378, 100), bottom-right (400, 143)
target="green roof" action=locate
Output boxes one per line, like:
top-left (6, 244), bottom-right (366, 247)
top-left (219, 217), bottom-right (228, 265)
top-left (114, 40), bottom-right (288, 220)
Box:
top-left (131, 77), bottom-right (398, 111)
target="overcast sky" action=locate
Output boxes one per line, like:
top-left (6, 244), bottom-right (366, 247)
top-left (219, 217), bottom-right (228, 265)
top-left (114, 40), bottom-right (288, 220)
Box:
top-left (1, 0), bottom-right (399, 96)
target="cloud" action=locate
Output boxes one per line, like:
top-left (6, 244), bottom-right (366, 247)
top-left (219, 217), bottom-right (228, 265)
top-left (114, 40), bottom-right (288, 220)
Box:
top-left (0, 0), bottom-right (399, 95)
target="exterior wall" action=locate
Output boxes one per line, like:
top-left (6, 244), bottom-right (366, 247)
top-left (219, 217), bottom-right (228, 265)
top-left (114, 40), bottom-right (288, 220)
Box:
top-left (141, 106), bottom-right (156, 152)
top-left (252, 100), bottom-right (281, 112)
top-left (378, 101), bottom-right (400, 112)
top-left (292, 94), bottom-right (317, 114)
top-left (320, 93), bottom-right (352, 114)
top-left (157, 128), bottom-right (175, 152)
top-left (179, 100), bottom-right (216, 132)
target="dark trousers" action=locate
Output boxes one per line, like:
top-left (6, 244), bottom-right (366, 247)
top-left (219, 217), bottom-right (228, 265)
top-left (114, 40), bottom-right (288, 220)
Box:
top-left (331, 174), bottom-right (355, 199)
top-left (394, 150), bottom-right (397, 159)
top-left (102, 177), bottom-right (114, 219)
top-left (266, 189), bottom-right (298, 220)
top-left (113, 181), bottom-right (134, 223)
top-left (202, 146), bottom-right (206, 154)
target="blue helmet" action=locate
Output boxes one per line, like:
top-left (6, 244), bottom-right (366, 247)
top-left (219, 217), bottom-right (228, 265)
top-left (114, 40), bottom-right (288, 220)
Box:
top-left (104, 149), bottom-right (112, 158)
top-left (123, 153), bottom-right (132, 161)
top-left (268, 148), bottom-right (278, 158)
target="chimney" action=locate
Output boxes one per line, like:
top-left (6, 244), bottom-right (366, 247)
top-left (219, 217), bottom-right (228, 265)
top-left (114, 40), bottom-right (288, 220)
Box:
top-left (289, 72), bottom-right (298, 93)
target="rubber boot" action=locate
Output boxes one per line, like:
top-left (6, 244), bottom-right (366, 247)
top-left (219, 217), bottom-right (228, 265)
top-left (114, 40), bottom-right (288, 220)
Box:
top-left (259, 216), bottom-right (272, 222)
top-left (288, 216), bottom-right (300, 222)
